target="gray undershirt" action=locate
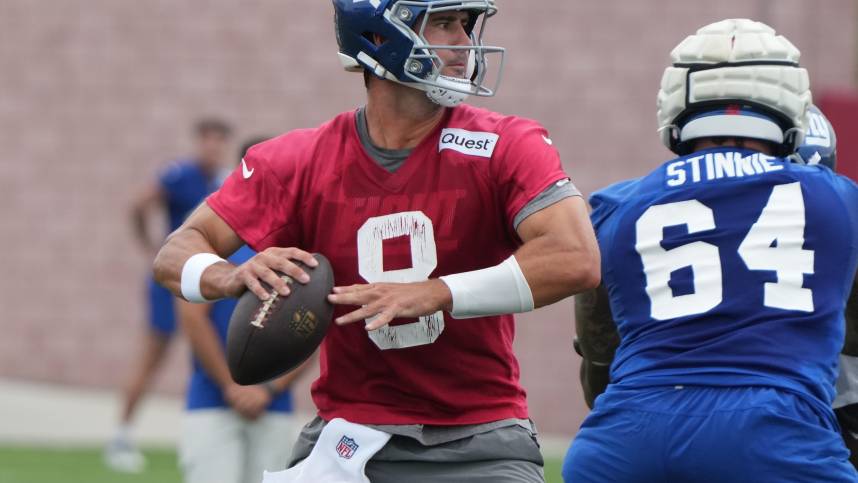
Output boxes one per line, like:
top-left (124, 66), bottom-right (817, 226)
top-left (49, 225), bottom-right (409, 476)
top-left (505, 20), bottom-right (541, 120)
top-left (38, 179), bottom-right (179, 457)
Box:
top-left (353, 106), bottom-right (580, 443)
top-left (356, 107), bottom-right (412, 173)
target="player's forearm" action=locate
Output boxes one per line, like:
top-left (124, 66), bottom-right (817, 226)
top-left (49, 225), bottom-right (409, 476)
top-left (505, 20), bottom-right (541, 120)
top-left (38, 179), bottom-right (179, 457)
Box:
top-left (131, 206), bottom-right (157, 254)
top-left (837, 271), bottom-right (858, 471)
top-left (579, 358), bottom-right (611, 409)
top-left (131, 184), bottom-right (165, 254)
top-left (574, 284), bottom-right (619, 407)
top-left (436, 198), bottom-right (600, 319)
top-left (575, 285), bottom-right (619, 363)
top-left (516, 230), bottom-right (601, 308)
top-left (513, 196), bottom-right (601, 308)
top-left (845, 272), bottom-right (858, 357)
top-left (153, 226), bottom-right (235, 300)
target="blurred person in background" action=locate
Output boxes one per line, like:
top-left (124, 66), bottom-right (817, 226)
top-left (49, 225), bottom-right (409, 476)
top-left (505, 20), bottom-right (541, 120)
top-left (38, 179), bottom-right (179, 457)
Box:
top-left (104, 118), bottom-right (233, 473)
top-left (176, 137), bottom-right (309, 483)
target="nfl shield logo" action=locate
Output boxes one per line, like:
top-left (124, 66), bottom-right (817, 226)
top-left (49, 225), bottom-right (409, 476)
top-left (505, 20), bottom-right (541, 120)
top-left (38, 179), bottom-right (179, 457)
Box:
top-left (336, 436), bottom-right (359, 459)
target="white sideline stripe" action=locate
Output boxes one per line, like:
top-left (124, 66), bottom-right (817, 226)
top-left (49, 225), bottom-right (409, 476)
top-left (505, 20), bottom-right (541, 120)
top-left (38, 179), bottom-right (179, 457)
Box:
top-left (0, 378), bottom-right (572, 458)
top-left (0, 378), bottom-right (181, 446)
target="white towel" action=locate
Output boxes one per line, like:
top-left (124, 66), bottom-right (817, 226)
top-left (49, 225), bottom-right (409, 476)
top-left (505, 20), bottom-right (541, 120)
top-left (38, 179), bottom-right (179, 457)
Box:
top-left (262, 418), bottom-right (392, 483)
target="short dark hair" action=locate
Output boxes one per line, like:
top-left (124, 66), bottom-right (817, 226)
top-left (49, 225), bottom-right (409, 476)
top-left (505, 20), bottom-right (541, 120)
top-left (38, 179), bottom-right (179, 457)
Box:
top-left (195, 118), bottom-right (233, 138)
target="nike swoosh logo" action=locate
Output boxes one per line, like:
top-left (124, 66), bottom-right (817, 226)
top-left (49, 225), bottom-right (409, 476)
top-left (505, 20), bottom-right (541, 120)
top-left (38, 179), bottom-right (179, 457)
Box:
top-left (241, 158), bottom-right (254, 179)
top-left (542, 135), bottom-right (553, 146)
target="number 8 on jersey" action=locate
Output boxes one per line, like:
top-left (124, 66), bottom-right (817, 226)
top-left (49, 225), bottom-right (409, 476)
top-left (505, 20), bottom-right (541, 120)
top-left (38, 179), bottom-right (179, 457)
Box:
top-left (357, 211), bottom-right (444, 350)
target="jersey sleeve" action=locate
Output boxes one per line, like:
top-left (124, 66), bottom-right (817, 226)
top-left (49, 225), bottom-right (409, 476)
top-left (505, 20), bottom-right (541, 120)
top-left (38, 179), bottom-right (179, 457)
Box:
top-left (589, 193), bottom-right (616, 235)
top-left (513, 180), bottom-right (581, 229)
top-left (589, 179), bottom-right (639, 233)
top-left (493, 118), bottom-right (571, 232)
top-left (206, 142), bottom-right (302, 252)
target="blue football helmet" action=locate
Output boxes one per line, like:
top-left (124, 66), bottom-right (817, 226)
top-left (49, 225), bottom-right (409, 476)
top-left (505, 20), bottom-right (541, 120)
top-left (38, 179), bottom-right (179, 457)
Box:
top-left (792, 104), bottom-right (837, 170)
top-left (332, 0), bottom-right (505, 107)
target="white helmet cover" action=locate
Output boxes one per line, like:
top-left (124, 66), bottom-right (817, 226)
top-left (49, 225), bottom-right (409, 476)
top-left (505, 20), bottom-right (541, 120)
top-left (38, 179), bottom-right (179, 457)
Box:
top-left (656, 19), bottom-right (812, 154)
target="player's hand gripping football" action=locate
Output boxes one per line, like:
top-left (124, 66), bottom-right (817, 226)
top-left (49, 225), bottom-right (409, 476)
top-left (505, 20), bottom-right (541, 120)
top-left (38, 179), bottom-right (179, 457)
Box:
top-left (328, 280), bottom-right (452, 330)
top-left (223, 247), bottom-right (318, 300)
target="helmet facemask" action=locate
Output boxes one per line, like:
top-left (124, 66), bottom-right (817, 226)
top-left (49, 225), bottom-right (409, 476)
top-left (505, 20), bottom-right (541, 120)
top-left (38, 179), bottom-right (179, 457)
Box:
top-left (387, 0), bottom-right (505, 106)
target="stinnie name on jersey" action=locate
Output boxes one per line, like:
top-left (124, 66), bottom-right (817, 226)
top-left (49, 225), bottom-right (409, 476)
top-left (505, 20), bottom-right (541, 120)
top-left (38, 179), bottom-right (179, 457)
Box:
top-left (666, 151), bottom-right (783, 187)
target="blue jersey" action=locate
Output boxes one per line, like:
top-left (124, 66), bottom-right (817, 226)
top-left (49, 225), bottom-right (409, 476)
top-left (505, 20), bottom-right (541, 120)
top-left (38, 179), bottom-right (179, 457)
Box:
top-left (158, 159), bottom-right (222, 232)
top-left (591, 147), bottom-right (858, 407)
top-left (146, 160), bottom-right (223, 336)
top-left (186, 245), bottom-right (294, 412)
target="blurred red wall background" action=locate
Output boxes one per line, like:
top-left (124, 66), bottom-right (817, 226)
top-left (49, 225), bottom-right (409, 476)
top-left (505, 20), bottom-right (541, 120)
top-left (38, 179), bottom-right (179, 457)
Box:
top-left (819, 91), bottom-right (858, 182)
top-left (0, 0), bottom-right (855, 436)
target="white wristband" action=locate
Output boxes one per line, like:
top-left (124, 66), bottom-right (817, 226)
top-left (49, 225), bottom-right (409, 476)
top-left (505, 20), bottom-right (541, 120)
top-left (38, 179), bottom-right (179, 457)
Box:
top-left (439, 255), bottom-right (535, 319)
top-left (180, 253), bottom-right (227, 303)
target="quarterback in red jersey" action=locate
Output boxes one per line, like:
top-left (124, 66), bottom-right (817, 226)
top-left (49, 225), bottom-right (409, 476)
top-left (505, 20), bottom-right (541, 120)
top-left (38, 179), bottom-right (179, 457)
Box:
top-left (154, 1), bottom-right (599, 481)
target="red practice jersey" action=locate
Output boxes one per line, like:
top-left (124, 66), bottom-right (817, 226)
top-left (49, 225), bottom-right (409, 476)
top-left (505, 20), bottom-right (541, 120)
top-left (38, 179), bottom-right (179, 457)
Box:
top-left (208, 104), bottom-right (569, 425)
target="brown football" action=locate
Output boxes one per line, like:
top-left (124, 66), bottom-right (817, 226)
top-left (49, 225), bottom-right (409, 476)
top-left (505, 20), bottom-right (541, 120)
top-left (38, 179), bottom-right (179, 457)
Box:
top-left (226, 254), bottom-right (334, 385)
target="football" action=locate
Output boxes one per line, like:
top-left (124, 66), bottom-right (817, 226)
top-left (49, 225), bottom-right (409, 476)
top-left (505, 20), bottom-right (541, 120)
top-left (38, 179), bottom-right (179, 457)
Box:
top-left (226, 254), bottom-right (335, 385)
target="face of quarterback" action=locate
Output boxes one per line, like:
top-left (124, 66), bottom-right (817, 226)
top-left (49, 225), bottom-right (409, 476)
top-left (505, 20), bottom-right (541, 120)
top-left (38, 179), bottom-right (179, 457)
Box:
top-left (421, 10), bottom-right (473, 79)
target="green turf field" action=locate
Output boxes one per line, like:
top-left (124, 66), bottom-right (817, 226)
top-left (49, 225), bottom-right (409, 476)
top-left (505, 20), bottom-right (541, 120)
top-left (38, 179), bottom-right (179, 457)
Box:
top-left (0, 447), bottom-right (181, 483)
top-left (544, 457), bottom-right (564, 482)
top-left (0, 446), bottom-right (565, 483)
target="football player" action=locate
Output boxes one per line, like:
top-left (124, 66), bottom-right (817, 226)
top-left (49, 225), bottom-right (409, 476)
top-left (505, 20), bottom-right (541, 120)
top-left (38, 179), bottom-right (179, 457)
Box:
top-left (153, 1), bottom-right (600, 481)
top-left (176, 138), bottom-right (309, 483)
top-left (104, 118), bottom-right (233, 473)
top-left (573, 102), bottom-right (840, 409)
top-left (563, 19), bottom-right (858, 482)
top-left (573, 103), bottom-right (858, 469)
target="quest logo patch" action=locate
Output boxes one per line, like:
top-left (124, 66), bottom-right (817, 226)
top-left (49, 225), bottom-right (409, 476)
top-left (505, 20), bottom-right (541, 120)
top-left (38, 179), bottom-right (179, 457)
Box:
top-left (438, 128), bottom-right (499, 158)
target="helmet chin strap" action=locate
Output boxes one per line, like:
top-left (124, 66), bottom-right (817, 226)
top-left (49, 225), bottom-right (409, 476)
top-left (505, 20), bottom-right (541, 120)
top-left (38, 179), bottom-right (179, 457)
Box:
top-left (424, 52), bottom-right (477, 107)
top-left (425, 75), bottom-right (472, 107)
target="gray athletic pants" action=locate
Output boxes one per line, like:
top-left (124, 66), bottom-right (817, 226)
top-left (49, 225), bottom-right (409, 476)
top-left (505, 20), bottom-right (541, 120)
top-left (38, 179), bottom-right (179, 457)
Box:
top-left (288, 417), bottom-right (545, 483)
